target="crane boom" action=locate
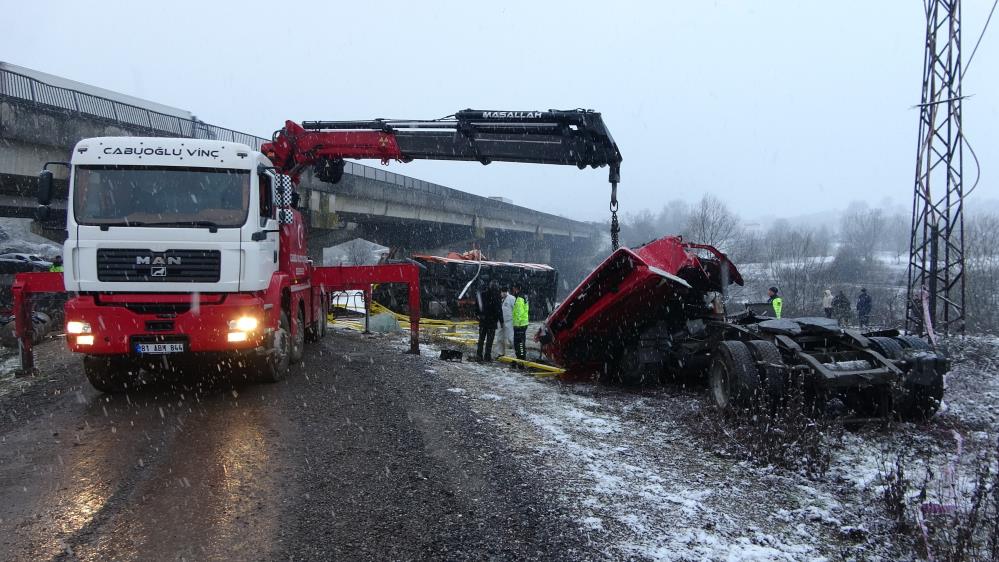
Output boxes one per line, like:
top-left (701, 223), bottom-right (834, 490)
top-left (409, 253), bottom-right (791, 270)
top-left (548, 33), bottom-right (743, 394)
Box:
top-left (262, 109), bottom-right (621, 185)
top-left (262, 108), bottom-right (624, 248)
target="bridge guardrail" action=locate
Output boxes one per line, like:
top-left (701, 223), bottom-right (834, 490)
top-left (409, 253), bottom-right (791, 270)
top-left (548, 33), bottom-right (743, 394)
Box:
top-left (1, 69), bottom-right (264, 149)
top-left (0, 68), bottom-right (590, 230)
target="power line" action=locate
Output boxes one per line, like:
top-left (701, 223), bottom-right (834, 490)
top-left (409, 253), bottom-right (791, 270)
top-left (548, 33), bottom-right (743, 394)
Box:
top-left (963, 0), bottom-right (998, 79)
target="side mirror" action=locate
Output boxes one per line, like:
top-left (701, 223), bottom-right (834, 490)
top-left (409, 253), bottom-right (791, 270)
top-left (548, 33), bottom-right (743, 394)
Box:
top-left (38, 170), bottom-right (54, 206)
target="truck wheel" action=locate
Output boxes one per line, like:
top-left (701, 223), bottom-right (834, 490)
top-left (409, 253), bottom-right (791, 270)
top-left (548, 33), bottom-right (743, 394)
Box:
top-left (290, 308), bottom-right (305, 364)
top-left (709, 341), bottom-right (760, 411)
top-left (318, 297), bottom-right (328, 339)
top-left (258, 312), bottom-right (291, 383)
top-left (84, 355), bottom-right (132, 393)
top-left (868, 336), bottom-right (903, 360)
top-left (305, 297), bottom-right (328, 343)
top-left (895, 371), bottom-right (945, 421)
top-left (615, 345), bottom-right (647, 386)
top-left (744, 340), bottom-right (786, 408)
top-left (895, 335), bottom-right (931, 351)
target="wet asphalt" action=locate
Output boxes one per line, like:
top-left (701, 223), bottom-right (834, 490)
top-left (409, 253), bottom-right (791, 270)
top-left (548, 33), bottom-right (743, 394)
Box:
top-left (0, 332), bottom-right (594, 561)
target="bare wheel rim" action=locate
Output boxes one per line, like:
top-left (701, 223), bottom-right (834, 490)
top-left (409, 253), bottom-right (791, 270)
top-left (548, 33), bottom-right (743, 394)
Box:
top-left (711, 361), bottom-right (731, 409)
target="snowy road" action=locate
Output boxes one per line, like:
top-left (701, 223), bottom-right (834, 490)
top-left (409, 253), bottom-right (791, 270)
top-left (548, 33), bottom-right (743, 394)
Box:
top-left (0, 330), bottom-right (995, 560)
top-left (0, 333), bottom-right (590, 561)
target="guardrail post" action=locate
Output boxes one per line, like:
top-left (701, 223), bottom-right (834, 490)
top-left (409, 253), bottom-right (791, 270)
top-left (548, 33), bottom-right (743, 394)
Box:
top-left (406, 269), bottom-right (421, 355)
top-left (363, 287), bottom-right (371, 334)
top-left (12, 278), bottom-right (36, 377)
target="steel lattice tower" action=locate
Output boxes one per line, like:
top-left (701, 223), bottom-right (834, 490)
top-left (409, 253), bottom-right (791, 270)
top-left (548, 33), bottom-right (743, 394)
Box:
top-left (907, 0), bottom-right (965, 336)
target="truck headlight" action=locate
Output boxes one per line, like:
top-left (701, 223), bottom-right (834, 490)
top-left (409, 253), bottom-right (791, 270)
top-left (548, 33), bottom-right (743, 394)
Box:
top-left (228, 316), bottom-right (258, 332)
top-left (227, 332), bottom-right (249, 343)
top-left (67, 321), bottom-right (92, 334)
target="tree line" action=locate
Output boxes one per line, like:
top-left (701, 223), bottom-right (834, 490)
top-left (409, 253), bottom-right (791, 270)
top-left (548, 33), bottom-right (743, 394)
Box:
top-left (609, 195), bottom-right (999, 334)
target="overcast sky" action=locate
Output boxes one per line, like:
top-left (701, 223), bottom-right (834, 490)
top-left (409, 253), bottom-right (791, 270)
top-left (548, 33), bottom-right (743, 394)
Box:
top-left (3, 1), bottom-right (996, 223)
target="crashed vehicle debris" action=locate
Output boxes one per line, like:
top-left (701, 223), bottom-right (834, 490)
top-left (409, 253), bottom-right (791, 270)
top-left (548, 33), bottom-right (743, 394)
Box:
top-left (374, 251), bottom-right (558, 321)
top-left (540, 235), bottom-right (948, 420)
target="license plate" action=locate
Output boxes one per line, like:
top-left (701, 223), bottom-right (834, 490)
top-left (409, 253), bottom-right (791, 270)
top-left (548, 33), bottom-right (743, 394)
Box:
top-left (135, 343), bottom-right (185, 354)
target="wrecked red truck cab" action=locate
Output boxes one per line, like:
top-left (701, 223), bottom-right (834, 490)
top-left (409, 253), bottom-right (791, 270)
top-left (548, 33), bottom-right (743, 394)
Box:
top-left (542, 236), bottom-right (742, 375)
top-left (541, 235), bottom-right (947, 421)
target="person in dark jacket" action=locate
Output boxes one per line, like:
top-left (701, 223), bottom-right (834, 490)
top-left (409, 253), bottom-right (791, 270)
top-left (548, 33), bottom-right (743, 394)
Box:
top-left (856, 288), bottom-right (873, 328)
top-left (476, 280), bottom-right (502, 361)
top-left (832, 290), bottom-right (852, 326)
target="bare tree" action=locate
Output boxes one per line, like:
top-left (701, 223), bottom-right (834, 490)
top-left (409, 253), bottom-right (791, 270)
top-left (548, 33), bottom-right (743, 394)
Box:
top-left (764, 221), bottom-right (832, 316)
top-left (839, 206), bottom-right (887, 261)
top-left (656, 199), bottom-right (691, 237)
top-left (685, 194), bottom-right (739, 251)
top-left (965, 213), bottom-right (999, 333)
top-left (620, 208), bottom-right (660, 247)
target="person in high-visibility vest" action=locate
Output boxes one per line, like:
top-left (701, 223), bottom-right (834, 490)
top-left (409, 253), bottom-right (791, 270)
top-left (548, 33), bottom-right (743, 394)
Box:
top-left (49, 255), bottom-right (64, 273)
top-left (767, 286), bottom-right (783, 319)
top-left (511, 282), bottom-right (530, 360)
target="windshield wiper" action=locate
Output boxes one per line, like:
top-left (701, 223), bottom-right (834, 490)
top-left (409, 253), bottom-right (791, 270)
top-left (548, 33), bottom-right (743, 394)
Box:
top-left (141, 220), bottom-right (221, 232)
top-left (96, 220), bottom-right (221, 232)
top-left (98, 221), bottom-right (146, 231)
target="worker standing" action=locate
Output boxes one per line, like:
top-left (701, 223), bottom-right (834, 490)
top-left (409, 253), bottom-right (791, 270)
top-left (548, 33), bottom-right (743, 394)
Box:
top-left (833, 290), bottom-right (852, 326)
top-left (822, 289), bottom-right (834, 318)
top-left (498, 286), bottom-right (515, 357)
top-left (49, 255), bottom-right (64, 273)
top-left (767, 286), bottom-right (783, 319)
top-left (512, 282), bottom-right (530, 361)
top-left (856, 288), bottom-right (872, 328)
top-left (475, 280), bottom-right (502, 362)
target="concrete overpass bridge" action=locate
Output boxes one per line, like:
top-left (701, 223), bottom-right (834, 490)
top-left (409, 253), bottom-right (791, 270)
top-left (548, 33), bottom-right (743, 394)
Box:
top-left (0, 63), bottom-right (603, 281)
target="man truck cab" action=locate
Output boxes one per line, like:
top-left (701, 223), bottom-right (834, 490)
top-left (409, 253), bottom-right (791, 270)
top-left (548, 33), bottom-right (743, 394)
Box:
top-left (53, 137), bottom-right (324, 390)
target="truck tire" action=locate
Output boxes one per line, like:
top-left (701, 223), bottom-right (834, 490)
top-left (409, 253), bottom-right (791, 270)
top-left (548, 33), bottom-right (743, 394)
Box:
top-left (318, 297), bottom-right (328, 339)
top-left (31, 312), bottom-right (52, 344)
top-left (84, 355), bottom-right (132, 393)
top-left (895, 335), bottom-right (931, 351)
top-left (258, 312), bottom-right (291, 383)
top-left (305, 297), bottom-right (328, 343)
top-left (615, 345), bottom-right (647, 386)
top-left (744, 340), bottom-right (786, 408)
top-left (895, 367), bottom-right (945, 421)
top-left (868, 336), bottom-right (903, 360)
top-left (290, 307), bottom-right (305, 364)
top-left (709, 341), bottom-right (760, 411)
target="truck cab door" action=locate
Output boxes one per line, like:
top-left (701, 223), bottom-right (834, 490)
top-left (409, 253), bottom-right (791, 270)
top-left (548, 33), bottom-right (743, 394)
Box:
top-left (254, 172), bottom-right (280, 286)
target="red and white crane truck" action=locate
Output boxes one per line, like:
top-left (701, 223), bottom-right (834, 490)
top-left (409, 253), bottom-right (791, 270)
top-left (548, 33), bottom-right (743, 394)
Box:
top-left (14, 109), bottom-right (622, 391)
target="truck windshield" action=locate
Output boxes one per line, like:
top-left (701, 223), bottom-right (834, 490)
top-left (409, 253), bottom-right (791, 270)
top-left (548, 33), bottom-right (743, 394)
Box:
top-left (73, 165), bottom-right (250, 228)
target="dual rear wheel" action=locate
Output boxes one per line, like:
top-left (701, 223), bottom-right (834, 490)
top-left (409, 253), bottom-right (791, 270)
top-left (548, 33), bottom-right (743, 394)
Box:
top-left (868, 335), bottom-right (944, 421)
top-left (709, 340), bottom-right (785, 412)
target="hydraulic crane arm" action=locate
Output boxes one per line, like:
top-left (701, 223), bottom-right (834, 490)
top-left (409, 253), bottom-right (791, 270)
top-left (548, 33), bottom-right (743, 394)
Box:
top-left (262, 108), bottom-right (624, 248)
top-left (262, 109), bottom-right (621, 186)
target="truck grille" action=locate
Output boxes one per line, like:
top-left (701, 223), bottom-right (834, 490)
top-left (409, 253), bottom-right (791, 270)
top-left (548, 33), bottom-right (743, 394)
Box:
top-left (97, 249), bottom-right (221, 283)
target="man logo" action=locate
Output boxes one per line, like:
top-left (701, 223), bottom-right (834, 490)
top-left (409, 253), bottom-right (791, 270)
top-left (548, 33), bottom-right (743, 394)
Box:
top-left (150, 267), bottom-right (167, 277)
top-left (136, 255), bottom-right (181, 266)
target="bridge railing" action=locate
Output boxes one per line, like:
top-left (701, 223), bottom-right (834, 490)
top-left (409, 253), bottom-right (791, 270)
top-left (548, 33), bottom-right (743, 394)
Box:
top-left (0, 68), bottom-right (264, 149)
top-left (0, 68), bottom-right (588, 229)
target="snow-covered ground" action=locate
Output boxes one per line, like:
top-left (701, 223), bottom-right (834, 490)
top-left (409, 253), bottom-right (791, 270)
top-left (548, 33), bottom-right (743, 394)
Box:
top-left (390, 331), bottom-right (999, 561)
